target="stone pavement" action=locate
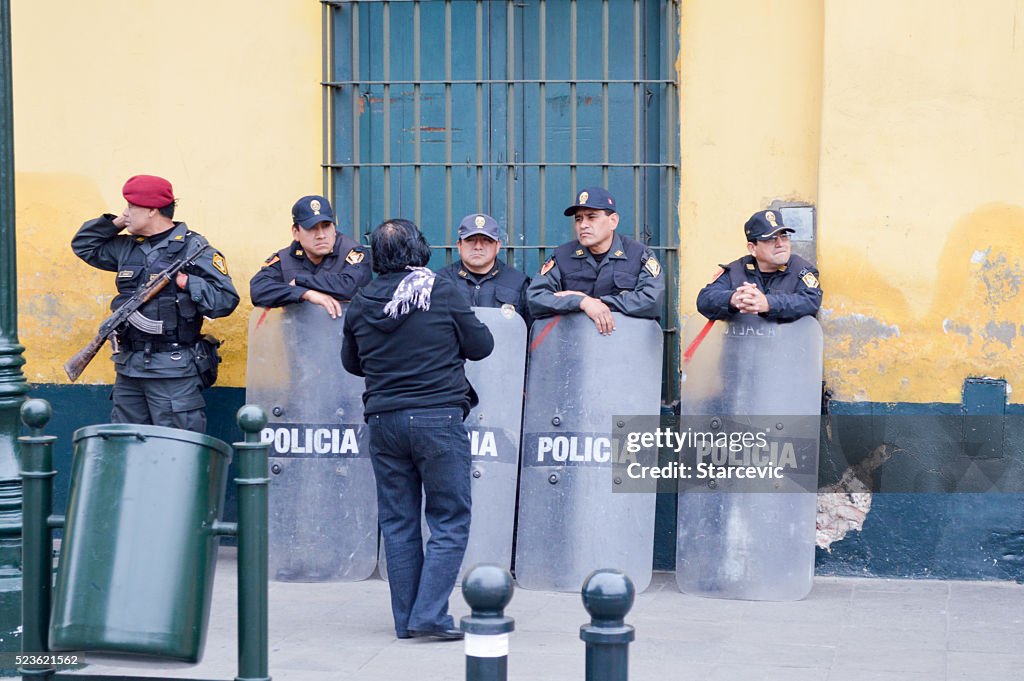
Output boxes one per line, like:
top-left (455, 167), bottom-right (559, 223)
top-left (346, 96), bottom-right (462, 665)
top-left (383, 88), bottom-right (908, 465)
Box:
top-left (71, 547), bottom-right (1024, 681)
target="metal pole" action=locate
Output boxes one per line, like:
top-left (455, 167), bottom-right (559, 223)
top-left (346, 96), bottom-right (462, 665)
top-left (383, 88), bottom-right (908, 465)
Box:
top-left (0, 0), bottom-right (29, 660)
top-left (233, 405), bottom-right (269, 681)
top-left (579, 569), bottom-right (636, 681)
top-left (18, 400), bottom-right (56, 680)
top-left (461, 564), bottom-right (515, 681)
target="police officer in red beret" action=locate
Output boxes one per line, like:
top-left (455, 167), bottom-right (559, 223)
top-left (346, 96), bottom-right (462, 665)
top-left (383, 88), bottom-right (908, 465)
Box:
top-left (696, 209), bottom-right (822, 322)
top-left (71, 174), bottom-right (239, 433)
top-left (249, 194), bottom-right (371, 318)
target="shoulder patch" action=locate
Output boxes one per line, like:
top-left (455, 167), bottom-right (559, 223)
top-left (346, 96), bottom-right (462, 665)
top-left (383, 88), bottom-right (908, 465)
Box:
top-left (261, 254), bottom-right (280, 269)
top-left (345, 250), bottom-right (365, 265)
top-left (540, 257), bottom-right (555, 276)
top-left (709, 266), bottom-right (725, 283)
top-left (644, 256), bottom-right (661, 277)
top-left (211, 252), bottom-right (228, 275)
top-left (801, 271), bottom-right (820, 289)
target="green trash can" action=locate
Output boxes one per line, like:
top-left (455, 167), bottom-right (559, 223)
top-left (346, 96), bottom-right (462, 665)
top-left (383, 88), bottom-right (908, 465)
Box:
top-left (49, 424), bottom-right (232, 662)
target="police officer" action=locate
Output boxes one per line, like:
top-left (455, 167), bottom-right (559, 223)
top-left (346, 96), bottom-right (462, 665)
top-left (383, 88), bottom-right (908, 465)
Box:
top-left (250, 195), bottom-right (370, 318)
top-left (71, 174), bottom-right (239, 433)
top-left (696, 209), bottom-right (822, 322)
top-left (527, 186), bottom-right (665, 335)
top-left (434, 213), bottom-right (531, 327)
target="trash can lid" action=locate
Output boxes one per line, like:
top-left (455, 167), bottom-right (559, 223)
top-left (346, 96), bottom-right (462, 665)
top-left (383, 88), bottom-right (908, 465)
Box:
top-left (73, 423), bottom-right (233, 458)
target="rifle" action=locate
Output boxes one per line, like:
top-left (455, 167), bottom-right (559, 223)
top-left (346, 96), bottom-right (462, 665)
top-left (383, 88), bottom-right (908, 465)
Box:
top-left (64, 242), bottom-right (210, 382)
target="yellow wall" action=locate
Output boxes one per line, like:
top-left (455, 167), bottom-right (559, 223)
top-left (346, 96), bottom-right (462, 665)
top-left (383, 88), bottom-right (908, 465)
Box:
top-left (817, 0), bottom-right (1024, 403)
top-left (677, 0), bottom-right (824, 322)
top-left (680, 0), bottom-right (1024, 404)
top-left (12, 1), bottom-right (323, 387)
top-left (12, 1), bottom-right (1024, 404)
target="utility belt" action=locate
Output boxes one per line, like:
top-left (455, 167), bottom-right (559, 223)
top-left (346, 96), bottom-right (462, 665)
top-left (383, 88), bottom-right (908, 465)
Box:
top-left (111, 335), bottom-right (222, 389)
top-left (119, 339), bottom-right (193, 354)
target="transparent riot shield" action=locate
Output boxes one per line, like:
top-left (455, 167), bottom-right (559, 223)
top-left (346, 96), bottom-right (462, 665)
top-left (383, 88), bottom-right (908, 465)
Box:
top-left (515, 313), bottom-right (663, 592)
top-left (676, 314), bottom-right (823, 600)
top-left (246, 302), bottom-right (377, 582)
top-left (378, 306), bottom-right (527, 580)
top-left (463, 306), bottom-right (527, 570)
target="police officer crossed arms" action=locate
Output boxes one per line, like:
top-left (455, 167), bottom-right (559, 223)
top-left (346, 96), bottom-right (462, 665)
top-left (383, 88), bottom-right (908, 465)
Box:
top-left (434, 212), bottom-right (531, 327)
top-left (527, 187), bottom-right (665, 334)
top-left (71, 174), bottom-right (239, 433)
top-left (249, 195), bottom-right (371, 318)
top-left (696, 209), bottom-right (822, 322)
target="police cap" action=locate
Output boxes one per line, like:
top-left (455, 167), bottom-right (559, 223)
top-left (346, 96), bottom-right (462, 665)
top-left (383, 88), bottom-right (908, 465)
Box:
top-left (744, 210), bottom-right (795, 242)
top-left (292, 195), bottom-right (337, 229)
top-left (563, 186), bottom-right (617, 216)
top-left (457, 213), bottom-right (501, 242)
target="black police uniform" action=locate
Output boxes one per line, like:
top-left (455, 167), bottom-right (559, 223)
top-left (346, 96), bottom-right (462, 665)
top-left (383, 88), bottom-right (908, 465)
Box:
top-left (696, 254), bottom-right (822, 322)
top-left (435, 258), bottom-right (532, 327)
top-left (72, 215), bottom-right (239, 433)
top-left (526, 233), bottom-right (665, 320)
top-left (249, 233), bottom-right (370, 307)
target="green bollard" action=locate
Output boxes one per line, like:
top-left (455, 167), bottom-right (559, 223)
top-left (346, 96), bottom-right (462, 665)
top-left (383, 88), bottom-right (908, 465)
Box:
top-left (580, 569), bottom-right (636, 681)
top-left (233, 405), bottom-right (269, 681)
top-left (18, 399), bottom-right (57, 679)
top-left (461, 565), bottom-right (515, 681)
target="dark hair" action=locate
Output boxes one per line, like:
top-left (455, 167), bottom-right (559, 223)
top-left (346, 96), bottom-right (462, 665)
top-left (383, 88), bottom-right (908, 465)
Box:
top-left (158, 201), bottom-right (176, 220)
top-left (370, 218), bottom-right (431, 274)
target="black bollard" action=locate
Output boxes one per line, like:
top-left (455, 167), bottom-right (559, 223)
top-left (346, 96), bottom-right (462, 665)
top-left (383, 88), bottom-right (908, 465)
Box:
top-left (580, 569), bottom-right (636, 681)
top-left (461, 564), bottom-right (515, 681)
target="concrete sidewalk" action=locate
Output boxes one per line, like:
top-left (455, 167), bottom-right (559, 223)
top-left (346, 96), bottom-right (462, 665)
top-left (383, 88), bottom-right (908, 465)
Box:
top-left (72, 548), bottom-right (1023, 681)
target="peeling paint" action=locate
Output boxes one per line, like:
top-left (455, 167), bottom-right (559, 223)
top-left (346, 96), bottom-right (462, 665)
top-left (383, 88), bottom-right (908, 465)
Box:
top-left (816, 444), bottom-right (898, 550)
top-left (818, 308), bottom-right (900, 359)
top-left (984, 321), bottom-right (1016, 349)
top-left (943, 318), bottom-right (973, 344)
top-left (820, 204), bottom-right (1024, 404)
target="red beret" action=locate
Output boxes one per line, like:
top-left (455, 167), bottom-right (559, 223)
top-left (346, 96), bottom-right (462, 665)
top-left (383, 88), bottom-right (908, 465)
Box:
top-left (122, 174), bottom-right (175, 208)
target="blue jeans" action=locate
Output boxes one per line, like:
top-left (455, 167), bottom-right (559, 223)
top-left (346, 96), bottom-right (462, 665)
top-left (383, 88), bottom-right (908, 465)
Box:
top-left (368, 407), bottom-right (471, 635)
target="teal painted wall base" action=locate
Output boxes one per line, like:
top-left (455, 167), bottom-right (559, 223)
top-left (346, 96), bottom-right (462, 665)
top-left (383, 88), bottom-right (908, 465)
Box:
top-left (23, 385), bottom-right (1024, 582)
top-left (27, 384), bottom-right (245, 530)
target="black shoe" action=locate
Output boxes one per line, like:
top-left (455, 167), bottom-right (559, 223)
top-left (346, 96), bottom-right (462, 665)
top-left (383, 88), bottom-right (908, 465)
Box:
top-left (409, 627), bottom-right (464, 641)
top-left (396, 631), bottom-right (412, 640)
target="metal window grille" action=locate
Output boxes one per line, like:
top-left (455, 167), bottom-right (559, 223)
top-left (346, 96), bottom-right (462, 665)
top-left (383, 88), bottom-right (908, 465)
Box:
top-left (323, 0), bottom-right (679, 400)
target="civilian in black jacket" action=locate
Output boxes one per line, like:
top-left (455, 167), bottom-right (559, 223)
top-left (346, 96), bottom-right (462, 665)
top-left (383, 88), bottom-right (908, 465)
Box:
top-left (341, 218), bottom-right (493, 641)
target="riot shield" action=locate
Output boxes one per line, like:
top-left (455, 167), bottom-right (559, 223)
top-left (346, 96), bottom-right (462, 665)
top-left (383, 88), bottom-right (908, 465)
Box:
top-left (246, 302), bottom-right (377, 582)
top-left (463, 306), bottom-right (527, 570)
top-left (676, 314), bottom-right (823, 600)
top-left (515, 313), bottom-right (663, 592)
top-left (379, 306), bottom-right (527, 579)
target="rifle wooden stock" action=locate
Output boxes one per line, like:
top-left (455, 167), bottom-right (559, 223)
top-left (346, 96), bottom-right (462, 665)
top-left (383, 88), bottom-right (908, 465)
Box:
top-left (64, 334), bottom-right (109, 383)
top-left (63, 273), bottom-right (173, 382)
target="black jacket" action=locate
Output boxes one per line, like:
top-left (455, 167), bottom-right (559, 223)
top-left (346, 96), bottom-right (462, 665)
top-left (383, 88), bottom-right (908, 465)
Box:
top-left (250, 232), bottom-right (370, 307)
top-left (435, 258), bottom-right (532, 327)
top-left (341, 272), bottom-right (494, 418)
top-left (696, 254), bottom-right (822, 323)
